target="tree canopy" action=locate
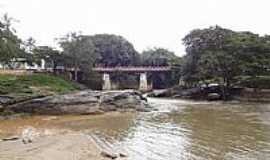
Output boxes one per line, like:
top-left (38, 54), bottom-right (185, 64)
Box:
top-left (182, 25), bottom-right (270, 97)
top-left (57, 32), bottom-right (97, 81)
top-left (141, 48), bottom-right (182, 88)
top-left (90, 34), bottom-right (140, 67)
top-left (0, 14), bottom-right (23, 67)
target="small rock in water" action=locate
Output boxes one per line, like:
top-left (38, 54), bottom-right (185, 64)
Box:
top-left (2, 136), bottom-right (20, 141)
top-left (207, 93), bottom-right (221, 100)
top-left (119, 152), bottom-right (128, 157)
top-left (100, 150), bottom-right (118, 159)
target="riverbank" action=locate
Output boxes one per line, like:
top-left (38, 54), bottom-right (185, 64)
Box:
top-left (0, 73), bottom-right (81, 105)
top-left (148, 86), bottom-right (270, 102)
top-left (0, 132), bottom-right (126, 160)
top-left (0, 112), bottom-right (135, 160)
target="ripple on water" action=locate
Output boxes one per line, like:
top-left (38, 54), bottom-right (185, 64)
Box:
top-left (1, 99), bottom-right (270, 160)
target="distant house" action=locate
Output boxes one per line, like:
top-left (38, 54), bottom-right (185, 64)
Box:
top-left (0, 58), bottom-right (46, 71)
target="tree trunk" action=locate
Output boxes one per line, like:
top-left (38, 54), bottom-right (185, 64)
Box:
top-left (222, 77), bottom-right (227, 100)
top-left (74, 67), bottom-right (78, 81)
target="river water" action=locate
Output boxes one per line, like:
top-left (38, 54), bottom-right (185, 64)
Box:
top-left (1, 98), bottom-right (270, 160)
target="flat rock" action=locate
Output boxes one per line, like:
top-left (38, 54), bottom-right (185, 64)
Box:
top-left (7, 90), bottom-right (151, 115)
top-left (2, 136), bottom-right (20, 141)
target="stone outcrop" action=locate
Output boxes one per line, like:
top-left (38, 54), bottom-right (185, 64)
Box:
top-left (148, 86), bottom-right (222, 100)
top-left (7, 90), bottom-right (151, 115)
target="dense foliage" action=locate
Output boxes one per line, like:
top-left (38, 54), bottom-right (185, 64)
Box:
top-left (90, 34), bottom-right (140, 67)
top-left (182, 26), bottom-right (270, 98)
top-left (141, 48), bottom-right (182, 88)
top-left (0, 14), bottom-right (23, 67)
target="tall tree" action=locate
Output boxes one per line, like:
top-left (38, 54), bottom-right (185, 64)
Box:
top-left (90, 34), bottom-right (140, 67)
top-left (182, 26), bottom-right (241, 99)
top-left (141, 48), bottom-right (182, 87)
top-left (0, 14), bottom-right (22, 68)
top-left (33, 46), bottom-right (62, 71)
top-left (58, 32), bottom-right (97, 81)
top-left (182, 25), bottom-right (270, 98)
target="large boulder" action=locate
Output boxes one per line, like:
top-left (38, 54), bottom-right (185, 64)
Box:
top-left (7, 90), bottom-right (151, 115)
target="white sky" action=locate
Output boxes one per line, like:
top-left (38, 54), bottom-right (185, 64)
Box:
top-left (1, 0), bottom-right (270, 56)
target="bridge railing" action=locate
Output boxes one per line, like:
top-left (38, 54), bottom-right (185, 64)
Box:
top-left (92, 66), bottom-right (171, 72)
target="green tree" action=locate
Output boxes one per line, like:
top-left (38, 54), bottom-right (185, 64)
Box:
top-left (182, 25), bottom-right (270, 98)
top-left (90, 34), bottom-right (140, 66)
top-left (0, 14), bottom-right (22, 68)
top-left (182, 26), bottom-right (241, 99)
top-left (58, 32), bottom-right (97, 81)
top-left (141, 47), bottom-right (182, 88)
top-left (33, 46), bottom-right (62, 71)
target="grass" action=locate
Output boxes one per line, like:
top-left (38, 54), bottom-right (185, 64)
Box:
top-left (0, 73), bottom-right (80, 98)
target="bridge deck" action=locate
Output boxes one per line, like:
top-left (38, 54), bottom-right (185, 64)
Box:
top-left (93, 66), bottom-right (171, 72)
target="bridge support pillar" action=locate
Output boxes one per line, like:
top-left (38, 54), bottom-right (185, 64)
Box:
top-left (102, 73), bottom-right (111, 90)
top-left (139, 72), bottom-right (149, 91)
top-left (179, 77), bottom-right (185, 86)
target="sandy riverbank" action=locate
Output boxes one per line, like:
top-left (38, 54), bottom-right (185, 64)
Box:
top-left (0, 132), bottom-right (127, 160)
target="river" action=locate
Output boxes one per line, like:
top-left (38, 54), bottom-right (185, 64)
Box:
top-left (1, 98), bottom-right (270, 160)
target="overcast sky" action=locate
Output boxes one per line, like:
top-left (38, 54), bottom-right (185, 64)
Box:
top-left (1, 0), bottom-right (269, 56)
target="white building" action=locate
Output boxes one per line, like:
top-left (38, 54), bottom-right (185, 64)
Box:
top-left (0, 58), bottom-right (46, 71)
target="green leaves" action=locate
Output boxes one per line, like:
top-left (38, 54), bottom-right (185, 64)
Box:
top-left (182, 25), bottom-right (270, 90)
top-left (0, 13), bottom-right (25, 67)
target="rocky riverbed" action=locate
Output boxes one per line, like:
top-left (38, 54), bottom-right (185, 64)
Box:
top-left (2, 90), bottom-right (151, 115)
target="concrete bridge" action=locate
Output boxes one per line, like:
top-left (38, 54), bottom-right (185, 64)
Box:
top-left (93, 66), bottom-right (171, 91)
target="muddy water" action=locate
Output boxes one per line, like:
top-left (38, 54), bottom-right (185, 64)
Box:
top-left (1, 98), bottom-right (270, 160)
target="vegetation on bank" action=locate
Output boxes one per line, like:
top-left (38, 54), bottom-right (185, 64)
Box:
top-left (0, 73), bottom-right (80, 103)
top-left (1, 13), bottom-right (270, 99)
top-left (182, 26), bottom-right (270, 99)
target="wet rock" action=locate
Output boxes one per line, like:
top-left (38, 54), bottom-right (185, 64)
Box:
top-left (148, 86), bottom-right (224, 101)
top-left (2, 136), bottom-right (20, 141)
top-left (147, 89), bottom-right (170, 97)
top-left (8, 90), bottom-right (150, 115)
top-left (0, 96), bottom-right (13, 105)
top-left (100, 90), bottom-right (151, 112)
top-left (100, 150), bottom-right (118, 159)
top-left (119, 152), bottom-right (128, 157)
top-left (207, 93), bottom-right (221, 101)
top-left (148, 87), bottom-right (203, 99)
